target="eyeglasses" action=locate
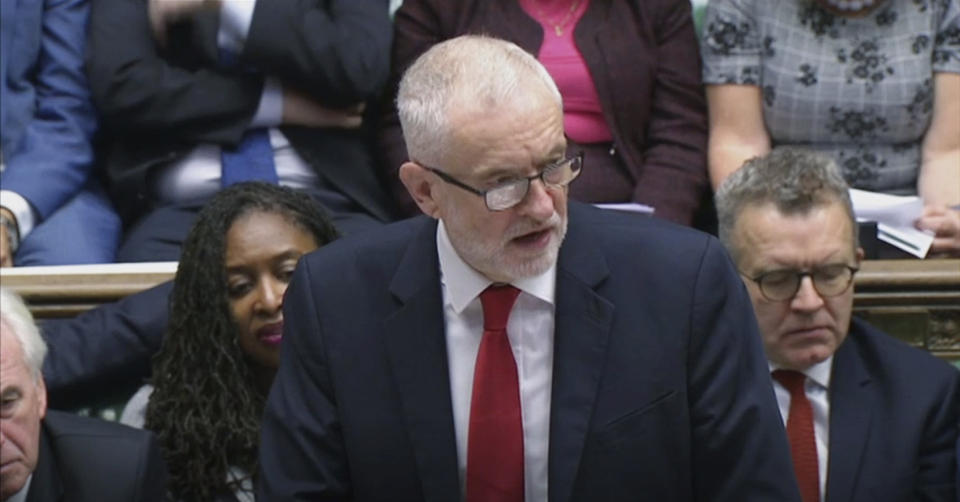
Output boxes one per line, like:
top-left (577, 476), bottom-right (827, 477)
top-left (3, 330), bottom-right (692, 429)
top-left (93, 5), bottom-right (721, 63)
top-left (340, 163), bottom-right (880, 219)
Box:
top-left (420, 152), bottom-right (583, 211)
top-left (742, 264), bottom-right (859, 302)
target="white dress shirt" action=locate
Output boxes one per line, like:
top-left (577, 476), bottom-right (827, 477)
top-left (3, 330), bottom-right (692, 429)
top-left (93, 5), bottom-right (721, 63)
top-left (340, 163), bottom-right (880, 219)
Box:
top-left (6, 474), bottom-right (31, 502)
top-left (437, 220), bottom-right (555, 502)
top-left (770, 357), bottom-right (833, 502)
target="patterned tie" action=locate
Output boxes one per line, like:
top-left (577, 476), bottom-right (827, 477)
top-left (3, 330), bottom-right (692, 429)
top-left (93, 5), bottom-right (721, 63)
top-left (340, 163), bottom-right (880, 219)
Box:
top-left (466, 285), bottom-right (524, 502)
top-left (772, 369), bottom-right (820, 502)
top-left (217, 48), bottom-right (278, 187)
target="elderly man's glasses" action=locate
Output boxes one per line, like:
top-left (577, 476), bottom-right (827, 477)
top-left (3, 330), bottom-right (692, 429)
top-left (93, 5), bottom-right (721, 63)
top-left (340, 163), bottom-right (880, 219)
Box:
top-left (743, 264), bottom-right (859, 302)
top-left (421, 152), bottom-right (584, 211)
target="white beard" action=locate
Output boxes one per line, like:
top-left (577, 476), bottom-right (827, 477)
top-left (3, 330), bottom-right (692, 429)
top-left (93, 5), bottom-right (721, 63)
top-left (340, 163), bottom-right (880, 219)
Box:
top-left (444, 209), bottom-right (567, 282)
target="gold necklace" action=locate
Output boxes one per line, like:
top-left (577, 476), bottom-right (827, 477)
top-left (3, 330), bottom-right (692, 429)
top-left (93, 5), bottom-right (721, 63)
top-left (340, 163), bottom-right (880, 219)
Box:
top-left (533, 0), bottom-right (585, 37)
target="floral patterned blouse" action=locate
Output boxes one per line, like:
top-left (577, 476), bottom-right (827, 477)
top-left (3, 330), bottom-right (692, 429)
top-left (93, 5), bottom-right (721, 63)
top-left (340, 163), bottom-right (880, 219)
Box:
top-left (701, 0), bottom-right (960, 194)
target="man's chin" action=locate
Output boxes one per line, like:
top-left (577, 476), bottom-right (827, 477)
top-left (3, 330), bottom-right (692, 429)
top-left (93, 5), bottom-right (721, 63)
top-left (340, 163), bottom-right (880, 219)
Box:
top-left (501, 244), bottom-right (560, 280)
top-left (0, 466), bottom-right (29, 499)
top-left (779, 348), bottom-right (834, 371)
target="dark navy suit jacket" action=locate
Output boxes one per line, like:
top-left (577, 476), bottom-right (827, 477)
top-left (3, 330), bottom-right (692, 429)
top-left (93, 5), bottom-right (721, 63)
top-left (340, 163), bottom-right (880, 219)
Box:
top-left (825, 318), bottom-right (960, 502)
top-left (40, 281), bottom-right (171, 409)
top-left (26, 410), bottom-right (167, 502)
top-left (258, 202), bottom-right (801, 501)
top-left (0, 0), bottom-right (97, 219)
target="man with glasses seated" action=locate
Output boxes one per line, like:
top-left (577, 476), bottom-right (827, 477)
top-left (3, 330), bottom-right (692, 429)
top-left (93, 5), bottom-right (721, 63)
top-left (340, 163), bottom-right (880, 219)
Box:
top-left (259, 35), bottom-right (800, 501)
top-left (715, 147), bottom-right (960, 502)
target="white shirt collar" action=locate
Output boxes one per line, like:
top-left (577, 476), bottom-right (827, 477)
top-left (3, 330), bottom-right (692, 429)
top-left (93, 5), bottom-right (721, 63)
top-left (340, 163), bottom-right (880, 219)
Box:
top-left (7, 474), bottom-right (32, 502)
top-left (769, 356), bottom-right (834, 390)
top-left (436, 220), bottom-right (556, 313)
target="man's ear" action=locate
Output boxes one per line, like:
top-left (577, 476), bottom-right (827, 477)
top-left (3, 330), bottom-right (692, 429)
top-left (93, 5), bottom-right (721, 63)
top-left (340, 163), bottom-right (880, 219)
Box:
top-left (36, 375), bottom-right (47, 420)
top-left (399, 162), bottom-right (441, 218)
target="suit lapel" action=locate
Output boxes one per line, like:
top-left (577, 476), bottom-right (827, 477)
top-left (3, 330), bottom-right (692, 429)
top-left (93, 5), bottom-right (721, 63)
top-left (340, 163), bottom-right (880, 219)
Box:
top-left (825, 330), bottom-right (873, 502)
top-left (26, 425), bottom-right (63, 502)
top-left (381, 219), bottom-right (461, 502)
top-left (548, 206), bottom-right (614, 502)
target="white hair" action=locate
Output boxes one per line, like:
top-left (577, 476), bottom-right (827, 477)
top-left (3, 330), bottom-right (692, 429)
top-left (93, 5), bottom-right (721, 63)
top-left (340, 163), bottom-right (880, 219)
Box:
top-left (397, 35), bottom-right (562, 165)
top-left (0, 287), bottom-right (47, 380)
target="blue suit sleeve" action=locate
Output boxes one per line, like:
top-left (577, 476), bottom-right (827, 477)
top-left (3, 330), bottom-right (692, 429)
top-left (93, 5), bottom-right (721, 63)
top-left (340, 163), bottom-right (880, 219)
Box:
top-left (1, 0), bottom-right (98, 220)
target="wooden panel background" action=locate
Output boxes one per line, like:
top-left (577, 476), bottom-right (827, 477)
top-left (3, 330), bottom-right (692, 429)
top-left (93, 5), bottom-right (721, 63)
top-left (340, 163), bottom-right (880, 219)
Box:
top-left (3, 260), bottom-right (958, 360)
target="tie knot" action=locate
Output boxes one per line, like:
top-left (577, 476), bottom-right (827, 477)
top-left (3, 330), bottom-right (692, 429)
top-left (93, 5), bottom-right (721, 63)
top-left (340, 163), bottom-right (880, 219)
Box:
top-left (772, 369), bottom-right (807, 397)
top-left (479, 285), bottom-right (521, 331)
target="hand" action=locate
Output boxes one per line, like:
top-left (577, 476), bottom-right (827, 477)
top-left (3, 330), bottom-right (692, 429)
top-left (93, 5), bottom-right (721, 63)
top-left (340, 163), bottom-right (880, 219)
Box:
top-left (148, 0), bottom-right (219, 46)
top-left (282, 87), bottom-right (365, 129)
top-left (915, 204), bottom-right (960, 257)
top-left (0, 207), bottom-right (16, 267)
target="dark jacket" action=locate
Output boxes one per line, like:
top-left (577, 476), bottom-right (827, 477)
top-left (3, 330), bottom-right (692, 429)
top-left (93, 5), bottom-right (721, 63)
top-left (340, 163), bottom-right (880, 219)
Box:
top-left (27, 410), bottom-right (167, 502)
top-left (258, 202), bottom-right (800, 501)
top-left (824, 318), bottom-right (960, 501)
top-left (85, 0), bottom-right (397, 223)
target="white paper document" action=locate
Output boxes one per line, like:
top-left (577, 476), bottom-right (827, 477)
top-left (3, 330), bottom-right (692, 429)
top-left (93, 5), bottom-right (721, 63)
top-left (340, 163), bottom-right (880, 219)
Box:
top-left (849, 188), bottom-right (933, 258)
top-left (593, 203), bottom-right (655, 215)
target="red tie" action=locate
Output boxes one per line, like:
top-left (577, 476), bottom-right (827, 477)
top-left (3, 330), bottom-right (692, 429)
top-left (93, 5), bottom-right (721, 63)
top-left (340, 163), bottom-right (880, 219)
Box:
top-left (772, 369), bottom-right (820, 502)
top-left (466, 285), bottom-right (524, 502)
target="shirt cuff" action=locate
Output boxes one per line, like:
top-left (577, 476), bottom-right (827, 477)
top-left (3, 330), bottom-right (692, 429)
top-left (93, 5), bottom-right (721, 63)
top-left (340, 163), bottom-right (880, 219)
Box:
top-left (0, 190), bottom-right (38, 238)
top-left (217, 0), bottom-right (258, 53)
top-left (249, 76), bottom-right (284, 128)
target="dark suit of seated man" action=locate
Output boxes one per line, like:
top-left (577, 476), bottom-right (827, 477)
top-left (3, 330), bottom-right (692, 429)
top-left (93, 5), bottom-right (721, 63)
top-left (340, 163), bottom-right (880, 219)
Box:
top-left (0, 288), bottom-right (167, 502)
top-left (715, 147), bottom-right (960, 502)
top-left (258, 35), bottom-right (801, 501)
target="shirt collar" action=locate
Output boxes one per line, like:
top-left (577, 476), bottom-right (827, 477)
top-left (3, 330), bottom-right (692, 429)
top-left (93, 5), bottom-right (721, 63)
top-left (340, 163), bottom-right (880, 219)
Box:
top-left (7, 474), bottom-right (32, 502)
top-left (437, 220), bottom-right (556, 314)
top-left (769, 356), bottom-right (834, 390)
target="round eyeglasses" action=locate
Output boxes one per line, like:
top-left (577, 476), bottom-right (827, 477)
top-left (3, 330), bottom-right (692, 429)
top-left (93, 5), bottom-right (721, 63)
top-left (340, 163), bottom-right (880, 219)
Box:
top-left (420, 152), bottom-right (583, 211)
top-left (743, 264), bottom-right (859, 302)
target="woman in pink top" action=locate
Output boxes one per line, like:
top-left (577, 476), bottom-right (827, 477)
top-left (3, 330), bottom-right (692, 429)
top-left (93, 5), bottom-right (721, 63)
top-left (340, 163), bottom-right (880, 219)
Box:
top-left (377, 0), bottom-right (709, 227)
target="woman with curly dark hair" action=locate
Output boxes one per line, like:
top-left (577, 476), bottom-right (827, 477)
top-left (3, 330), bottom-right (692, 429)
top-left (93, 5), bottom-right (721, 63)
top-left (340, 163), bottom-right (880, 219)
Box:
top-left (120, 182), bottom-right (338, 501)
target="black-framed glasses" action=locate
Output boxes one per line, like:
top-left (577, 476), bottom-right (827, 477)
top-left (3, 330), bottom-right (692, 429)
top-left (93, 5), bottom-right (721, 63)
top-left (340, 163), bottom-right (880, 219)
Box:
top-left (420, 152), bottom-right (583, 211)
top-left (742, 264), bottom-right (859, 302)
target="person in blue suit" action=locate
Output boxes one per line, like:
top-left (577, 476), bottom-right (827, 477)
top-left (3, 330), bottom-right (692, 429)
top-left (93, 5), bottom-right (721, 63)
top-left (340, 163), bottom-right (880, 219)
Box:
top-left (258, 35), bottom-right (800, 501)
top-left (715, 147), bottom-right (960, 502)
top-left (0, 0), bottom-right (120, 267)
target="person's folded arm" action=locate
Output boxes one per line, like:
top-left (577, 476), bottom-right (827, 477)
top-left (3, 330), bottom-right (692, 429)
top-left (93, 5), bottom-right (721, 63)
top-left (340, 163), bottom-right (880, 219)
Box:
top-left (706, 84), bottom-right (771, 189)
top-left (242, 0), bottom-right (393, 107)
top-left (86, 0), bottom-right (263, 145)
top-left (632, 0), bottom-right (709, 226)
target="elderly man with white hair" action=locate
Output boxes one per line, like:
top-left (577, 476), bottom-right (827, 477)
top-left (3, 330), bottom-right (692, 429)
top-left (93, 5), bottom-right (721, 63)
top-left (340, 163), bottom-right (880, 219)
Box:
top-left (258, 35), bottom-right (800, 501)
top-left (0, 288), bottom-right (167, 501)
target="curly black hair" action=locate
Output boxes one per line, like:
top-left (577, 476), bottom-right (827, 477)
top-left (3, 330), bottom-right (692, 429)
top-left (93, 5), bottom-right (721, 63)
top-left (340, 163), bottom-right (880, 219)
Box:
top-left (144, 183), bottom-right (339, 501)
